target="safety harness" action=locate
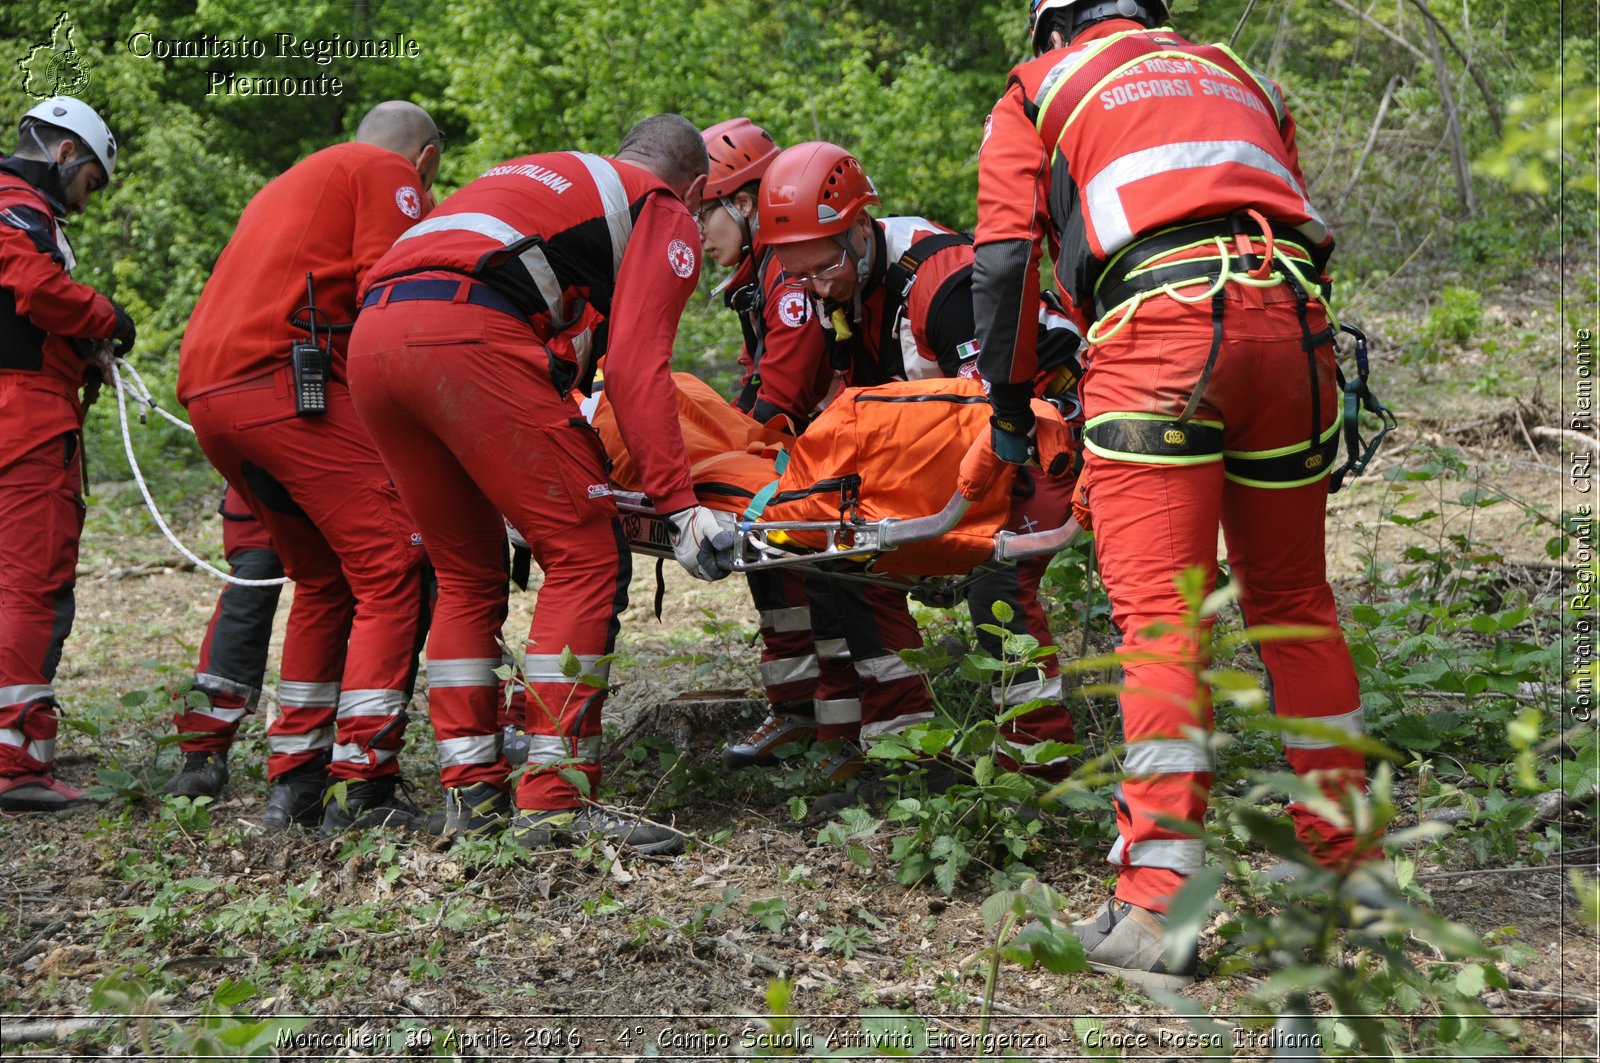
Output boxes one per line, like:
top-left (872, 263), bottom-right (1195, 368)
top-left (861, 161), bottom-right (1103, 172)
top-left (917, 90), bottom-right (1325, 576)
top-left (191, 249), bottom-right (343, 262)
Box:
top-left (729, 246), bottom-right (780, 412)
top-left (1036, 33), bottom-right (1391, 491)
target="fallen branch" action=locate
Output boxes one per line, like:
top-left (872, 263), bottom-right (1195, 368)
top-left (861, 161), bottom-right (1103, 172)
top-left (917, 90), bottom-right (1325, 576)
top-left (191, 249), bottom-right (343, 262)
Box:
top-left (1533, 426), bottom-right (1600, 450)
top-left (2, 1017), bottom-right (102, 1045)
top-left (710, 934), bottom-right (788, 977)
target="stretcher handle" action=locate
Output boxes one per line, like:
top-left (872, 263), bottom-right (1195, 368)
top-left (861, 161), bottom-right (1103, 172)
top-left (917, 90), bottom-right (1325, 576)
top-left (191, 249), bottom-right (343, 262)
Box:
top-left (995, 517), bottom-right (1082, 562)
top-left (877, 491), bottom-right (972, 548)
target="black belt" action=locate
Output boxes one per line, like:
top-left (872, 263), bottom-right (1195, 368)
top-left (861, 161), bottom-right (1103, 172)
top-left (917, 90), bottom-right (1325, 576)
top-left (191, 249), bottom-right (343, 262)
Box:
top-left (361, 279), bottom-right (526, 321)
top-left (1094, 216), bottom-right (1320, 318)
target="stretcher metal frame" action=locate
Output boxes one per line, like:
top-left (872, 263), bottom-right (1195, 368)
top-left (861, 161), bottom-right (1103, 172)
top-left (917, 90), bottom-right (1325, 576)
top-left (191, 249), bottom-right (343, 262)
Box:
top-left (612, 489), bottom-right (1082, 608)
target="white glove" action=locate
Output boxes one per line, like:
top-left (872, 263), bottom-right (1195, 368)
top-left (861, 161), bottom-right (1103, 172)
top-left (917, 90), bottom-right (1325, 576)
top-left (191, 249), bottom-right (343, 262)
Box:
top-left (665, 505), bottom-right (738, 581)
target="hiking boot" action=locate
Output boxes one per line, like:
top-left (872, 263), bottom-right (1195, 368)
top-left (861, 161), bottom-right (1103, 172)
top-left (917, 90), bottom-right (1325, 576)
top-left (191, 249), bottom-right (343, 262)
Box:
top-left (814, 741), bottom-right (866, 784)
top-left (0, 773), bottom-right (102, 813)
top-left (320, 776), bottom-right (424, 834)
top-left (510, 805), bottom-right (685, 856)
top-left (806, 756), bottom-right (959, 820)
top-left (1065, 898), bottom-right (1197, 991)
top-left (163, 751), bottom-right (229, 799)
top-left (722, 709), bottom-right (817, 769)
top-left (262, 755), bottom-right (328, 831)
top-left (422, 781), bottom-right (510, 841)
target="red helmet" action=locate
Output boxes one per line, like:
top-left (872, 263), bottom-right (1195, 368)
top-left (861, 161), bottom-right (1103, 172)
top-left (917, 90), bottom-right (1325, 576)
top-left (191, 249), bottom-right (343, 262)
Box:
top-left (702, 118), bottom-right (779, 201)
top-left (757, 141), bottom-right (879, 245)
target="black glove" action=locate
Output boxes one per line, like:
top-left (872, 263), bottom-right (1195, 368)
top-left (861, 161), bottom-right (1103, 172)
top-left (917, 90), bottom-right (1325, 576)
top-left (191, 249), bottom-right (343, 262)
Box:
top-left (990, 408), bottom-right (1039, 468)
top-left (110, 301), bottom-right (137, 358)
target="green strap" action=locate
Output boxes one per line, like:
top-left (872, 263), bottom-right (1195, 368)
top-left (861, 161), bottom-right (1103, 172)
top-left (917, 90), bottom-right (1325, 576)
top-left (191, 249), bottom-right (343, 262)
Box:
top-left (743, 452), bottom-right (788, 520)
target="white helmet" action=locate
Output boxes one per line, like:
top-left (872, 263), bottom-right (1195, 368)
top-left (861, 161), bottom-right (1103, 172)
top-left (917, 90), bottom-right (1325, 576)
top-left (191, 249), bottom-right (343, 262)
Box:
top-left (21, 96), bottom-right (117, 178)
top-left (1028, 0), bottom-right (1168, 54)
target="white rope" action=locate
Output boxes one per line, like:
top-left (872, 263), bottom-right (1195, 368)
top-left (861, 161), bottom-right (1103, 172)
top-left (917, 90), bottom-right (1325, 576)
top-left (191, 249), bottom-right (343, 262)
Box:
top-left (108, 358), bottom-right (289, 587)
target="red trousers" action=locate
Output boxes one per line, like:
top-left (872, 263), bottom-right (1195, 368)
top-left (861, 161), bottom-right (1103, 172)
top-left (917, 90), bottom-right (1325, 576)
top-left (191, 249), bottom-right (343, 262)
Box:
top-left (805, 576), bottom-right (933, 745)
top-left (747, 569), bottom-right (819, 709)
top-left (1083, 279), bottom-right (1364, 912)
top-left (187, 370), bottom-right (429, 782)
top-left (0, 432), bottom-right (83, 778)
top-left (968, 468), bottom-right (1077, 779)
top-left (348, 296), bottom-right (628, 810)
top-left (172, 486), bottom-right (283, 755)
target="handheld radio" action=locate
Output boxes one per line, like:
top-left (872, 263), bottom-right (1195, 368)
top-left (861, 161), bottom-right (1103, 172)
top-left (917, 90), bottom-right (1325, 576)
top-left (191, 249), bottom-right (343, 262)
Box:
top-left (290, 272), bottom-right (329, 416)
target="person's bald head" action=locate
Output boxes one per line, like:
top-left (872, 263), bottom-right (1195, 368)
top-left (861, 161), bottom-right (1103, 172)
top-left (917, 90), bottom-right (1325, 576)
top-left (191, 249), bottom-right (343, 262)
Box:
top-left (617, 113), bottom-right (709, 208)
top-left (356, 100), bottom-right (444, 189)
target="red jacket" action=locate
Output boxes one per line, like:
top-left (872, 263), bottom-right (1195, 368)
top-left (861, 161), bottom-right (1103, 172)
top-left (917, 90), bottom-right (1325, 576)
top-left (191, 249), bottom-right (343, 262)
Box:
top-left (365, 151), bottom-right (702, 513)
top-left (726, 238), bottom-right (832, 429)
top-left (973, 20), bottom-right (1329, 416)
top-left (0, 157), bottom-right (119, 469)
top-left (178, 142), bottom-right (430, 401)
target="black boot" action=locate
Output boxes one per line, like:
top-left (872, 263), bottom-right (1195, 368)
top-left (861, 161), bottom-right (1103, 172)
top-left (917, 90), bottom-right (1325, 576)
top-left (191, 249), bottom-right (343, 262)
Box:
top-left (320, 775), bottom-right (423, 835)
top-left (163, 751), bottom-right (229, 799)
top-left (262, 753), bottom-right (329, 831)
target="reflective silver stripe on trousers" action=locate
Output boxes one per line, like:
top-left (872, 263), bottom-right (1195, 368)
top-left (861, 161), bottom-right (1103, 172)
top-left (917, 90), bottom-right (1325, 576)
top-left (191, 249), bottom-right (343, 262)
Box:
top-left (278, 680), bottom-right (340, 708)
top-left (862, 710), bottom-right (935, 740)
top-left (0, 728), bottom-right (54, 764)
top-left (338, 689), bottom-right (408, 719)
top-left (437, 733), bottom-right (501, 768)
top-left (814, 638), bottom-right (850, 660)
top-left (814, 698), bottom-right (861, 726)
top-left (268, 726), bottom-right (335, 755)
top-left (570, 152), bottom-right (634, 277)
top-left (1084, 140), bottom-right (1329, 254)
top-left (427, 657), bottom-right (501, 688)
top-left (760, 606), bottom-right (812, 633)
top-left (855, 654), bottom-right (921, 683)
top-left (1107, 835), bottom-right (1207, 874)
top-left (760, 655), bottom-right (819, 688)
top-left (1123, 737), bottom-right (1213, 775)
top-left (0, 683), bottom-right (52, 706)
top-left (334, 743), bottom-right (397, 767)
top-left (993, 674), bottom-right (1065, 708)
top-left (194, 672), bottom-right (262, 710)
top-left (523, 653), bottom-right (611, 685)
top-left (1280, 707), bottom-right (1366, 750)
top-left (191, 704), bottom-right (250, 727)
top-left (526, 734), bottom-right (603, 764)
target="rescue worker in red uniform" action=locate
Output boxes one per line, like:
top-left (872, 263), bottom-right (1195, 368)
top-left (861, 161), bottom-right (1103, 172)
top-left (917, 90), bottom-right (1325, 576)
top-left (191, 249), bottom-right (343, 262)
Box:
top-left (348, 114), bottom-right (735, 855)
top-left (758, 142), bottom-right (1081, 783)
top-left (695, 118), bottom-right (827, 771)
top-left (178, 101), bottom-right (444, 833)
top-left (973, 0), bottom-right (1369, 988)
top-left (163, 486), bottom-right (284, 799)
top-left (0, 97), bottom-right (134, 812)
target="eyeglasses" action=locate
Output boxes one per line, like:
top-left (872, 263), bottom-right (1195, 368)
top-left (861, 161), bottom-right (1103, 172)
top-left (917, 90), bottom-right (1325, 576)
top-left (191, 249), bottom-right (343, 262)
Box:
top-left (785, 247), bottom-right (849, 287)
top-left (693, 201), bottom-right (721, 228)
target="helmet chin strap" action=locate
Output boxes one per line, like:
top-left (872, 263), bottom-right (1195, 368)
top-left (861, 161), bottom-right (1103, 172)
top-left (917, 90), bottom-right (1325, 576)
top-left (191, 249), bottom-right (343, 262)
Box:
top-left (723, 198), bottom-right (753, 258)
top-left (835, 225), bottom-right (873, 322)
top-left (23, 124), bottom-right (78, 205)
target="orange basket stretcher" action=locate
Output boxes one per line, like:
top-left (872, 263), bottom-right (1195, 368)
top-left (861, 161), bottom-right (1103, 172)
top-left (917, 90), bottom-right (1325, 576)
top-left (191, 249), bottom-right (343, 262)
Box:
top-left (592, 374), bottom-right (1081, 605)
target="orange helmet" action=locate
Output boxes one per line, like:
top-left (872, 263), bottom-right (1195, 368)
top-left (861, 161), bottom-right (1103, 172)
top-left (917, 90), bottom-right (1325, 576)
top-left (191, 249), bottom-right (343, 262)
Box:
top-left (702, 118), bottom-right (779, 201)
top-left (757, 141), bottom-right (879, 245)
